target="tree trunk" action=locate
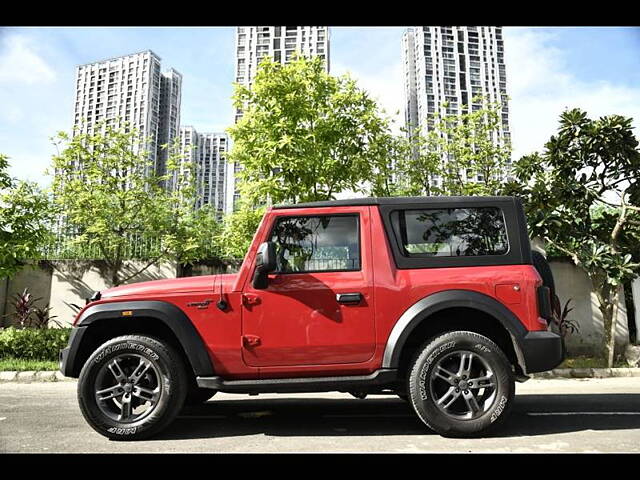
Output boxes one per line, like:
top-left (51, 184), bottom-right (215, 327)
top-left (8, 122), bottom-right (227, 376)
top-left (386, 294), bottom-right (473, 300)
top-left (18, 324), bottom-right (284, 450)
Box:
top-left (597, 284), bottom-right (620, 368)
top-left (607, 288), bottom-right (621, 368)
top-left (176, 263), bottom-right (192, 278)
top-left (111, 258), bottom-right (122, 287)
top-left (111, 269), bottom-right (119, 287)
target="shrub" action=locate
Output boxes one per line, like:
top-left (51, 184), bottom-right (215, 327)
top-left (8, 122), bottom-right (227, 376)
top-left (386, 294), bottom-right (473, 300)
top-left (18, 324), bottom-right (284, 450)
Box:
top-left (4, 288), bottom-right (62, 329)
top-left (0, 327), bottom-right (71, 360)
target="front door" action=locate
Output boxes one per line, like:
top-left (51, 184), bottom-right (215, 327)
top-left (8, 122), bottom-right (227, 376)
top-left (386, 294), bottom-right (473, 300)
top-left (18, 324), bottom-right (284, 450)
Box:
top-left (241, 208), bottom-right (375, 368)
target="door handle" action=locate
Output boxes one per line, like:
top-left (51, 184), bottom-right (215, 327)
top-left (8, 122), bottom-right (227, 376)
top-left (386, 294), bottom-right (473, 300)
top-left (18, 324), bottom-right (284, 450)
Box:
top-left (336, 293), bottom-right (362, 305)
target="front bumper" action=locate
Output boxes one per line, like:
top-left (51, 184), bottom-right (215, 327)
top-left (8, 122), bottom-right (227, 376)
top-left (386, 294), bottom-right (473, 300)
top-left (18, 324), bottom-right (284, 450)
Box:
top-left (520, 330), bottom-right (564, 373)
top-left (59, 326), bottom-right (87, 378)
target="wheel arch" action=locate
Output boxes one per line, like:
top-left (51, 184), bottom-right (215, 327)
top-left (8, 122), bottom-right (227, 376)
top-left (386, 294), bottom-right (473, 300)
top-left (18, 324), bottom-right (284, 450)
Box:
top-left (382, 290), bottom-right (528, 376)
top-left (67, 300), bottom-right (214, 378)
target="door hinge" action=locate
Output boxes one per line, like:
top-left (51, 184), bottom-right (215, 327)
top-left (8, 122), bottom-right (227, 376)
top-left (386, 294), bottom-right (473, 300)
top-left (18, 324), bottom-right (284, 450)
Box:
top-left (242, 335), bottom-right (261, 348)
top-left (242, 293), bottom-right (261, 306)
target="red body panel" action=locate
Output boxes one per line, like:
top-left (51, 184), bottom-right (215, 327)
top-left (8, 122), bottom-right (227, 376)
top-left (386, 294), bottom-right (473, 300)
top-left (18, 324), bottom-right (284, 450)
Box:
top-left (241, 206), bottom-right (376, 371)
top-left (81, 204), bottom-right (547, 380)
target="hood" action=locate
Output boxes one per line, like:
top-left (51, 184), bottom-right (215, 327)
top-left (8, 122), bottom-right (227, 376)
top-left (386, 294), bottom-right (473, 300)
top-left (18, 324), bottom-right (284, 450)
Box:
top-left (101, 273), bottom-right (238, 299)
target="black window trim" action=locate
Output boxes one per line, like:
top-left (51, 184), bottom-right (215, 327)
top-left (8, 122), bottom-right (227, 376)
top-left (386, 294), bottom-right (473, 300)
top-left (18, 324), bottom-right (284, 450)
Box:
top-left (379, 197), bottom-right (531, 269)
top-left (266, 212), bottom-right (362, 275)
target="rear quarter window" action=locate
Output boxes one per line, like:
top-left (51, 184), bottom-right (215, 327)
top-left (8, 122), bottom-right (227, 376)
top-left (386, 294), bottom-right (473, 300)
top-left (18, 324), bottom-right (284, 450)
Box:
top-left (390, 207), bottom-right (509, 258)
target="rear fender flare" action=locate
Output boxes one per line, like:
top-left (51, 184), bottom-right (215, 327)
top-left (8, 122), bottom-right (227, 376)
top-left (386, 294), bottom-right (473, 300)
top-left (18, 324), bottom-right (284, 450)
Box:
top-left (382, 289), bottom-right (527, 372)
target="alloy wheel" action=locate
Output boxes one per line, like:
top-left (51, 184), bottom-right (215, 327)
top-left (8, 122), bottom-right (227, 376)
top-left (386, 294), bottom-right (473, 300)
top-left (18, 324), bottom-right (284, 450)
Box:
top-left (429, 350), bottom-right (497, 420)
top-left (94, 354), bottom-right (162, 423)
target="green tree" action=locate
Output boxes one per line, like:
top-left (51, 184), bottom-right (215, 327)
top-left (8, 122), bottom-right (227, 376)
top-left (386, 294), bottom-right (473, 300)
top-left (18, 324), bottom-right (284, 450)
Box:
top-left (0, 154), bottom-right (55, 278)
top-left (377, 125), bottom-right (443, 197)
top-left (50, 123), bottom-right (177, 286)
top-left (504, 109), bottom-right (640, 367)
top-left (0, 154), bottom-right (11, 190)
top-left (227, 54), bottom-right (396, 205)
top-left (159, 143), bottom-right (223, 276)
top-left (216, 200), bottom-right (266, 260)
top-left (389, 97), bottom-right (511, 197)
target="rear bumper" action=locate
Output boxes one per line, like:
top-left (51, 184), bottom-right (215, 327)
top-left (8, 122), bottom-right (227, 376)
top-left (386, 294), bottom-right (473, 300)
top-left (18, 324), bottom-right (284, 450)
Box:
top-left (520, 330), bottom-right (564, 374)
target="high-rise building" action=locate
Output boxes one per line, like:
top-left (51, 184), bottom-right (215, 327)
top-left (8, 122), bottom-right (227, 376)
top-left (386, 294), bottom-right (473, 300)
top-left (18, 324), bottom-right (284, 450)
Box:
top-left (402, 26), bottom-right (511, 185)
top-left (179, 126), bottom-right (229, 218)
top-left (227, 26), bottom-right (330, 213)
top-left (72, 50), bottom-right (182, 178)
top-left (157, 68), bottom-right (183, 179)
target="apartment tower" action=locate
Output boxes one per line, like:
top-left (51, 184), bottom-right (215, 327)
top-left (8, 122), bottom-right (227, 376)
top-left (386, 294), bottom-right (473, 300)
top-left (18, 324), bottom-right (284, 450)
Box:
top-left (179, 126), bottom-right (229, 218)
top-left (72, 50), bottom-right (182, 179)
top-left (402, 26), bottom-right (511, 185)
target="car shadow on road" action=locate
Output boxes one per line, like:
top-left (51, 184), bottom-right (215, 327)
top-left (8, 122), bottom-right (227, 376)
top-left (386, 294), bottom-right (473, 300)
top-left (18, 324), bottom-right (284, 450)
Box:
top-left (153, 393), bottom-right (640, 441)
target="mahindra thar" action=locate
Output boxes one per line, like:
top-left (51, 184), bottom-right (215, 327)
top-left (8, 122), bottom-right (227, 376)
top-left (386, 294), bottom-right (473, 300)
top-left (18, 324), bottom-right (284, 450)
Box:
top-left (60, 196), bottom-right (563, 440)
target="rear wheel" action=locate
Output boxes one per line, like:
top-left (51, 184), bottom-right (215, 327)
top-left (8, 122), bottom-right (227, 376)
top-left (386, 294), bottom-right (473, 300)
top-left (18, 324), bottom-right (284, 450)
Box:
top-left (77, 335), bottom-right (188, 440)
top-left (407, 331), bottom-right (515, 437)
top-left (531, 250), bottom-right (555, 298)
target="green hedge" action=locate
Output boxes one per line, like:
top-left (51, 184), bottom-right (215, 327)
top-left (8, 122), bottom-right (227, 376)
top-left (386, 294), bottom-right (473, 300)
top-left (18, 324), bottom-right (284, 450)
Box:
top-left (0, 327), bottom-right (71, 361)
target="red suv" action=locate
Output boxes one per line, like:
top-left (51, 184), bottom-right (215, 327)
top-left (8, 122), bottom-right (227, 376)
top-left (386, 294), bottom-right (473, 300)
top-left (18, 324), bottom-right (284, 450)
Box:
top-left (60, 196), bottom-right (563, 440)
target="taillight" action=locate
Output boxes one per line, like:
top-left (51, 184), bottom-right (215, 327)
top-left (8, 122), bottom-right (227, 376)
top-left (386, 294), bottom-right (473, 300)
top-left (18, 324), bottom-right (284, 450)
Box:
top-left (537, 286), bottom-right (553, 323)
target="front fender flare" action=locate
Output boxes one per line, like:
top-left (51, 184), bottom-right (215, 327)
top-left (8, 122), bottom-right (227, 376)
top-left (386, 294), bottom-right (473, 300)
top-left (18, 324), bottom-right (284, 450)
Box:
top-left (382, 289), bottom-right (528, 371)
top-left (72, 300), bottom-right (214, 377)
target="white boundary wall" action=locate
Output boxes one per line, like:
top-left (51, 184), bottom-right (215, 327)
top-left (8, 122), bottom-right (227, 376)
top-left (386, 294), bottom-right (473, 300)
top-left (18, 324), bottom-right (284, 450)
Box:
top-left (0, 260), bottom-right (632, 356)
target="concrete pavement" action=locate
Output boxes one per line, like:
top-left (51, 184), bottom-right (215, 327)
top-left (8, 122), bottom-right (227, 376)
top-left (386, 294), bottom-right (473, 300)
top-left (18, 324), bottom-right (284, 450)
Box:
top-left (1, 377), bottom-right (640, 453)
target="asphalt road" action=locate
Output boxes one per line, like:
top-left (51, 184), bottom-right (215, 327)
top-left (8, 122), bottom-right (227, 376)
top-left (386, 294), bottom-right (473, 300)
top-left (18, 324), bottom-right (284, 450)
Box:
top-left (1, 377), bottom-right (640, 453)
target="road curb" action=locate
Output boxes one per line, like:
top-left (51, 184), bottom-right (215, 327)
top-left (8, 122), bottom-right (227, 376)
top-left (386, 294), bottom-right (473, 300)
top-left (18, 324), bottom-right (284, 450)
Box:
top-left (0, 371), bottom-right (75, 383)
top-left (532, 368), bottom-right (640, 379)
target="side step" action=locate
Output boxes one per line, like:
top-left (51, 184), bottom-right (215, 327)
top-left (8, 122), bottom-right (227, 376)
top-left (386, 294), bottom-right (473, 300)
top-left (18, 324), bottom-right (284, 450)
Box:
top-left (196, 369), bottom-right (398, 394)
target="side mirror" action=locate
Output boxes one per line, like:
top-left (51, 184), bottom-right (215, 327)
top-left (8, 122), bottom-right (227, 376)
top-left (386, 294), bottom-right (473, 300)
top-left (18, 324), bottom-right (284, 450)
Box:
top-left (252, 242), bottom-right (277, 289)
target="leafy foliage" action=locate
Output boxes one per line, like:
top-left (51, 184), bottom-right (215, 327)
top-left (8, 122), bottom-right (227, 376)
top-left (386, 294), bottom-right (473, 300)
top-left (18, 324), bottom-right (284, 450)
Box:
top-left (216, 200), bottom-right (266, 259)
top-left (3, 288), bottom-right (61, 329)
top-left (0, 154), bottom-right (11, 190)
top-left (385, 97), bottom-right (511, 197)
top-left (158, 143), bottom-right (223, 270)
top-left (505, 108), bottom-right (640, 366)
top-left (31, 304), bottom-right (59, 329)
top-left (0, 155), bottom-right (55, 278)
top-left (50, 123), bottom-right (222, 284)
top-left (0, 327), bottom-right (71, 360)
top-left (227, 54), bottom-right (397, 205)
top-left (552, 297), bottom-right (579, 338)
top-left (8, 288), bottom-right (36, 328)
top-left (50, 123), bottom-right (172, 285)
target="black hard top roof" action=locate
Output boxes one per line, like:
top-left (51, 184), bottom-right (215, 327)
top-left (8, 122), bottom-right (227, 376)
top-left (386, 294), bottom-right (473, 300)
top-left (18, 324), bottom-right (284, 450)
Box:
top-left (273, 196), bottom-right (518, 209)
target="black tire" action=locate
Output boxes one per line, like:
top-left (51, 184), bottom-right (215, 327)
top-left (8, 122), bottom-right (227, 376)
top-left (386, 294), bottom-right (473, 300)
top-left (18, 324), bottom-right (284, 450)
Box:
top-left (77, 335), bottom-right (188, 441)
top-left (407, 331), bottom-right (515, 438)
top-left (531, 250), bottom-right (555, 297)
top-left (184, 387), bottom-right (217, 406)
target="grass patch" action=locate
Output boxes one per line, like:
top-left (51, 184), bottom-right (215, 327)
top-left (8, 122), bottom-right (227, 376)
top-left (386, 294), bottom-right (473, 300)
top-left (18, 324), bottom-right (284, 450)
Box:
top-left (559, 355), bottom-right (630, 369)
top-left (0, 357), bottom-right (59, 371)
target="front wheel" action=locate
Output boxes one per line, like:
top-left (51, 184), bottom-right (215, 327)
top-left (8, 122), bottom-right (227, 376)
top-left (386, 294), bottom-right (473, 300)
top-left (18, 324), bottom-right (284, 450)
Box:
top-left (407, 331), bottom-right (515, 437)
top-left (77, 335), bottom-right (188, 440)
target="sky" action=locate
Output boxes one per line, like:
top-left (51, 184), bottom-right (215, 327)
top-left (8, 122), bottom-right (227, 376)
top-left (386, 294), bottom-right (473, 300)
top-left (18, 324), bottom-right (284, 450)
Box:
top-left (1, 26), bottom-right (639, 186)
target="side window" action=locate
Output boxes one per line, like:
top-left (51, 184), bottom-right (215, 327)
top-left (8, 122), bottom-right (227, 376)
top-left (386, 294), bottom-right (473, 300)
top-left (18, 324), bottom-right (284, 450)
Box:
top-left (391, 207), bottom-right (509, 257)
top-left (269, 215), bottom-right (360, 273)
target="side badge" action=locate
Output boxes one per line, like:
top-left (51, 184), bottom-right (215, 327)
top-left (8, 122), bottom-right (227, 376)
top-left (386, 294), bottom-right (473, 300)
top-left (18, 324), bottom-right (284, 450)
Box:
top-left (187, 300), bottom-right (212, 310)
